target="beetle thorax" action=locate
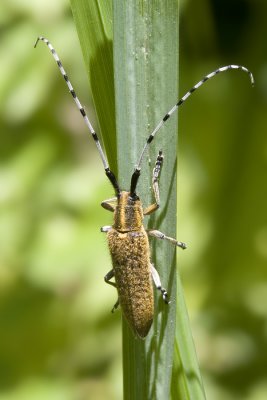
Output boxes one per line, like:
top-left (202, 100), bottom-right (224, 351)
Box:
top-left (113, 191), bottom-right (143, 232)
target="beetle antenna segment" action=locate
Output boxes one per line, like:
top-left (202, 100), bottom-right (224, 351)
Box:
top-left (34, 36), bottom-right (121, 196)
top-left (130, 169), bottom-right (140, 196)
top-left (131, 64), bottom-right (254, 192)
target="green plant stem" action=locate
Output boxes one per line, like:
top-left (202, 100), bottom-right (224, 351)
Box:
top-left (113, 2), bottom-right (179, 399)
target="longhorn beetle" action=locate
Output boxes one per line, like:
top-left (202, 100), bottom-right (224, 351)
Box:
top-left (34, 36), bottom-right (254, 338)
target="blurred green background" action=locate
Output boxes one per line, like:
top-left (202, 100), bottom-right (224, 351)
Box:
top-left (0, 0), bottom-right (266, 399)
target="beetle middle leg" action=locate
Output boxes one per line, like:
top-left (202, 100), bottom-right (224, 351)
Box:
top-left (147, 229), bottom-right (187, 249)
top-left (104, 269), bottom-right (120, 312)
top-left (104, 269), bottom-right (117, 288)
top-left (150, 263), bottom-right (170, 304)
top-left (101, 225), bottom-right (112, 232)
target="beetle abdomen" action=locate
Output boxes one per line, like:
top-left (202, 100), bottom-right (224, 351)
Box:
top-left (107, 227), bottom-right (153, 338)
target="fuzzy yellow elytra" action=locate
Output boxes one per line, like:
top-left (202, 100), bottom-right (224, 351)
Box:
top-left (35, 36), bottom-right (254, 337)
top-left (107, 193), bottom-right (153, 338)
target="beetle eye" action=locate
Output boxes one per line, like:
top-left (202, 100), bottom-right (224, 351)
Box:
top-left (130, 194), bottom-right (139, 201)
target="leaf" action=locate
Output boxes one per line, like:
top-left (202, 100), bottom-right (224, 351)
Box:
top-left (70, 0), bottom-right (117, 173)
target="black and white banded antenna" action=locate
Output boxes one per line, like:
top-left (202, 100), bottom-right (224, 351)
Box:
top-left (34, 36), bottom-right (121, 196)
top-left (130, 65), bottom-right (254, 195)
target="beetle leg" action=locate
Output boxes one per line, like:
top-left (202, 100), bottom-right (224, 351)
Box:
top-left (101, 225), bottom-right (112, 232)
top-left (104, 269), bottom-right (117, 288)
top-left (104, 270), bottom-right (120, 311)
top-left (150, 263), bottom-right (170, 304)
top-left (111, 298), bottom-right (120, 313)
top-left (143, 151), bottom-right (163, 215)
top-left (101, 197), bottom-right (117, 212)
top-left (147, 229), bottom-right (187, 250)
top-left (151, 150), bottom-right (163, 206)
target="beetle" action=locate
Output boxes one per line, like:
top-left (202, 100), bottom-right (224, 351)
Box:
top-left (35, 36), bottom-right (254, 338)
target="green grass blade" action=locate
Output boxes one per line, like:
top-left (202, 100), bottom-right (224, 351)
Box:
top-left (171, 274), bottom-right (206, 399)
top-left (113, 2), bottom-right (179, 399)
top-left (70, 0), bottom-right (117, 173)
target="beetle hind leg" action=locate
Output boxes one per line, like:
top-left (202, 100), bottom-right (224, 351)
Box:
top-left (111, 298), bottom-right (120, 313)
top-left (104, 269), bottom-right (120, 312)
top-left (150, 263), bottom-right (170, 304)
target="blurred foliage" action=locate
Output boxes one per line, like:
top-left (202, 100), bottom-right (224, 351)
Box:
top-left (179, 1), bottom-right (267, 399)
top-left (0, 1), bottom-right (121, 400)
top-left (0, 0), bottom-right (266, 400)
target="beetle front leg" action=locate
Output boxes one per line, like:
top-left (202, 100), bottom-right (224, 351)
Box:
top-left (150, 263), bottom-right (170, 304)
top-left (101, 197), bottom-right (117, 212)
top-left (147, 229), bottom-right (187, 250)
top-left (143, 151), bottom-right (163, 215)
